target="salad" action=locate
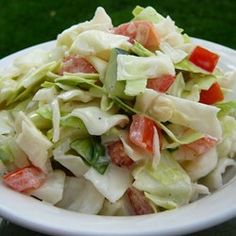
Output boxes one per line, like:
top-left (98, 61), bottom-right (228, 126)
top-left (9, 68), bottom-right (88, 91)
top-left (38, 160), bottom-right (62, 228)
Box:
top-left (0, 5), bottom-right (236, 216)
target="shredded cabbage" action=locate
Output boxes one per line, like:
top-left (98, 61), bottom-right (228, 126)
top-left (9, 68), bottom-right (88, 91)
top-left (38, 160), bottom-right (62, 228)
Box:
top-left (84, 164), bottom-right (132, 203)
top-left (0, 5), bottom-right (235, 217)
top-left (132, 151), bottom-right (192, 209)
top-left (57, 176), bottom-right (104, 214)
top-left (32, 170), bottom-right (66, 204)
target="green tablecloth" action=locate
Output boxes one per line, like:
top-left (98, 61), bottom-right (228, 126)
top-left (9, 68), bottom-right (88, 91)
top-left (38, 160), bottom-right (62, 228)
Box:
top-left (0, 217), bottom-right (235, 235)
top-left (0, 0), bottom-right (235, 235)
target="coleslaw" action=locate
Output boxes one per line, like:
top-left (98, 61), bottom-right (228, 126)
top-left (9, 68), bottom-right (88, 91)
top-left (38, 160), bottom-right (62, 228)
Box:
top-left (0, 5), bottom-right (236, 216)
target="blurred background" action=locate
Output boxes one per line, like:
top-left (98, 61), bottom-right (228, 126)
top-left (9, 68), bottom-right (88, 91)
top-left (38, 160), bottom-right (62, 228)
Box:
top-left (0, 0), bottom-right (235, 59)
top-left (0, 0), bottom-right (235, 235)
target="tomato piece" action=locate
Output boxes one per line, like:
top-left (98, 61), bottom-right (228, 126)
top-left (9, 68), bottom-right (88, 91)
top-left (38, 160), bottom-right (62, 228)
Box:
top-left (147, 75), bottom-right (175, 93)
top-left (60, 56), bottom-right (97, 74)
top-left (115, 22), bottom-right (137, 44)
top-left (3, 166), bottom-right (46, 192)
top-left (126, 187), bottom-right (154, 215)
top-left (114, 20), bottom-right (160, 51)
top-left (183, 135), bottom-right (217, 156)
top-left (199, 82), bottom-right (224, 105)
top-left (189, 46), bottom-right (220, 72)
top-left (129, 115), bottom-right (155, 153)
top-left (107, 141), bottom-right (134, 168)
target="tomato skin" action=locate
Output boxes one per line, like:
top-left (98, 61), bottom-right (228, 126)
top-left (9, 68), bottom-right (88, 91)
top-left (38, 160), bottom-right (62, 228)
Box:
top-left (3, 166), bottom-right (46, 192)
top-left (147, 75), bottom-right (175, 93)
top-left (199, 82), bottom-right (224, 105)
top-left (189, 46), bottom-right (220, 72)
top-left (183, 136), bottom-right (217, 156)
top-left (114, 20), bottom-right (160, 51)
top-left (107, 141), bottom-right (134, 168)
top-left (60, 56), bottom-right (97, 74)
top-left (126, 187), bottom-right (154, 215)
top-left (129, 115), bottom-right (155, 153)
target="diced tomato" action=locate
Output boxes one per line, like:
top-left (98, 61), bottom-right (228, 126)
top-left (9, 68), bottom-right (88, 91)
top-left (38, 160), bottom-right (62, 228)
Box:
top-left (199, 82), bottom-right (224, 105)
top-left (183, 135), bottom-right (217, 156)
top-left (3, 166), bottom-right (46, 192)
top-left (114, 20), bottom-right (160, 51)
top-left (129, 115), bottom-right (155, 153)
top-left (147, 75), bottom-right (175, 93)
top-left (107, 140), bottom-right (134, 168)
top-left (60, 56), bottom-right (97, 74)
top-left (126, 187), bottom-right (154, 215)
top-left (189, 46), bottom-right (220, 72)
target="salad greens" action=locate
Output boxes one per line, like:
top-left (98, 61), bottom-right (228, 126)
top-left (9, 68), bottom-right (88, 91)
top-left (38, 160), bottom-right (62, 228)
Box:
top-left (0, 5), bottom-right (235, 216)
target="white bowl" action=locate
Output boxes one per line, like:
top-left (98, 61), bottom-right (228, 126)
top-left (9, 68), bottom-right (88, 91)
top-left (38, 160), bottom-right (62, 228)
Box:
top-left (0, 38), bottom-right (236, 236)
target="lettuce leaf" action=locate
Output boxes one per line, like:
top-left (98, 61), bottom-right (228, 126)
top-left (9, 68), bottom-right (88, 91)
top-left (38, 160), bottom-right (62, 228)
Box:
top-left (132, 151), bottom-right (192, 209)
top-left (71, 137), bottom-right (109, 174)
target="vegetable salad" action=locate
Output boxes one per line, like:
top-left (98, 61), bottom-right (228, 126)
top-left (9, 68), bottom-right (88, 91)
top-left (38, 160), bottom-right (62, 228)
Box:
top-left (0, 6), bottom-right (236, 216)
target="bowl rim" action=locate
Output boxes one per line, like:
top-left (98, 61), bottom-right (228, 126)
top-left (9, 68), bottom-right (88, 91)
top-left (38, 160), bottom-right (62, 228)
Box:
top-left (0, 38), bottom-right (236, 236)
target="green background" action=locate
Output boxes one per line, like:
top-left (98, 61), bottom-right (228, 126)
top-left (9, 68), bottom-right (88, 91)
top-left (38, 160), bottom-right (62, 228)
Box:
top-left (0, 0), bottom-right (235, 59)
top-left (0, 0), bottom-right (235, 235)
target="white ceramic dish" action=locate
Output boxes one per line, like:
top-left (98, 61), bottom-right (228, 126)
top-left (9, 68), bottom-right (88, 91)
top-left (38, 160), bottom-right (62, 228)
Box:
top-left (0, 38), bottom-right (236, 236)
